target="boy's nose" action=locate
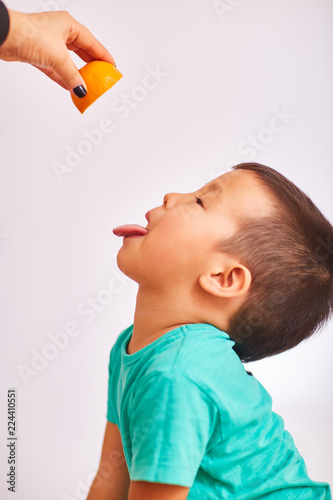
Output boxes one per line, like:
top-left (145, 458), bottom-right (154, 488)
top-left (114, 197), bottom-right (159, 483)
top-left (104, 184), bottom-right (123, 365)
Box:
top-left (163, 192), bottom-right (184, 208)
top-left (163, 193), bottom-right (176, 208)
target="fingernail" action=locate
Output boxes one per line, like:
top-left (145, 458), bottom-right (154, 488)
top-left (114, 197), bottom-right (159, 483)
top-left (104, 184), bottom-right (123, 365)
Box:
top-left (73, 85), bottom-right (87, 98)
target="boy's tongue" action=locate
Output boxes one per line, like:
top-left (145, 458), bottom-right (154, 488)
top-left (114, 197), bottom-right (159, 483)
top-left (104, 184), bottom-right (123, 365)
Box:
top-left (113, 224), bottom-right (148, 237)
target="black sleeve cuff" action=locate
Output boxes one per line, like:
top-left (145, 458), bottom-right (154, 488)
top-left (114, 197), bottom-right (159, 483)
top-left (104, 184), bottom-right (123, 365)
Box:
top-left (0, 1), bottom-right (10, 46)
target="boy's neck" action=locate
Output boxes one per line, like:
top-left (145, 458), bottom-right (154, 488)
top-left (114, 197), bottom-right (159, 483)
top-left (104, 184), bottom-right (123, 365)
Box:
top-left (129, 285), bottom-right (196, 354)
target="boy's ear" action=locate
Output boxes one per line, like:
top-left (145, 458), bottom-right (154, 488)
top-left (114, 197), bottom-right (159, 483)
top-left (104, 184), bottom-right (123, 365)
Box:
top-left (198, 261), bottom-right (251, 299)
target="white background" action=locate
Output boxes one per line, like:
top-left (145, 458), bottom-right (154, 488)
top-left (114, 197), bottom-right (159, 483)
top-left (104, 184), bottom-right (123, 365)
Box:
top-left (1, 0), bottom-right (332, 498)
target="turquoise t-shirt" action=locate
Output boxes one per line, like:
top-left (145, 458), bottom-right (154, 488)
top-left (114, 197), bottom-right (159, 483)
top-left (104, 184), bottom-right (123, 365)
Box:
top-left (106, 323), bottom-right (331, 499)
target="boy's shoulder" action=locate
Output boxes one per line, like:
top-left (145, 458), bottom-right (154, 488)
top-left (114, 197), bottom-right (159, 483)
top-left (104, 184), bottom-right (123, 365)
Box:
top-left (109, 322), bottom-right (272, 425)
top-left (109, 322), bottom-right (256, 389)
top-left (140, 323), bottom-right (254, 393)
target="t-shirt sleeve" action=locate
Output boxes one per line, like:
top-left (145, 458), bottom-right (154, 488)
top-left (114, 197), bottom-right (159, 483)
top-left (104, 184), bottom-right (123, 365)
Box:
top-left (129, 370), bottom-right (220, 487)
top-left (106, 346), bottom-right (118, 425)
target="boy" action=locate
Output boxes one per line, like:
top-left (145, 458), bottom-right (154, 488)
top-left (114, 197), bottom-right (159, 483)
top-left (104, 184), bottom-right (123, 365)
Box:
top-left (87, 162), bottom-right (332, 499)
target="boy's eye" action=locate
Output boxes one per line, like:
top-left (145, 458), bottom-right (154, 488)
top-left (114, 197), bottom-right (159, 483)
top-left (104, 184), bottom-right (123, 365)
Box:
top-left (195, 196), bottom-right (204, 207)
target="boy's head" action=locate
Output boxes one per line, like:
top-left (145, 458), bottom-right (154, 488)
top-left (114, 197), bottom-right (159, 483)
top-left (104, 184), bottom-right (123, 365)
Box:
top-left (116, 163), bottom-right (333, 362)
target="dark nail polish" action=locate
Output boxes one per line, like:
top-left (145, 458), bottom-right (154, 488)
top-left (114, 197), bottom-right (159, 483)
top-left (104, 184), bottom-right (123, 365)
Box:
top-left (73, 85), bottom-right (87, 98)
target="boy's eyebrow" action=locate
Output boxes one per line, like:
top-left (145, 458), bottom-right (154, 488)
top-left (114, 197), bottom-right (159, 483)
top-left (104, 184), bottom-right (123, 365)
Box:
top-left (204, 181), bottom-right (223, 198)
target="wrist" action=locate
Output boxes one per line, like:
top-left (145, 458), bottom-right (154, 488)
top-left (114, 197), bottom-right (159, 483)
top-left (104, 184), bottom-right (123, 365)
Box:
top-left (0, 10), bottom-right (25, 60)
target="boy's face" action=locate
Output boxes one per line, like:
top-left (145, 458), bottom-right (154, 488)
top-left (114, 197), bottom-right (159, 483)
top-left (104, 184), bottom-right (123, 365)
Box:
top-left (116, 169), bottom-right (275, 289)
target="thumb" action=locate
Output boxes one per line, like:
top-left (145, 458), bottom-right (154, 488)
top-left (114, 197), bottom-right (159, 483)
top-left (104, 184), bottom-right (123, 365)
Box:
top-left (52, 52), bottom-right (87, 97)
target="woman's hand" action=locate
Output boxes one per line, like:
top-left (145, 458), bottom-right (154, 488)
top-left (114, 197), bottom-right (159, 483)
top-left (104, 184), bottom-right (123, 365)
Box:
top-left (0, 9), bottom-right (116, 97)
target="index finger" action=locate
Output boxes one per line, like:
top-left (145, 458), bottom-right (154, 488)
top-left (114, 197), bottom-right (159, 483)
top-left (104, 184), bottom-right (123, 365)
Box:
top-left (67, 18), bottom-right (116, 66)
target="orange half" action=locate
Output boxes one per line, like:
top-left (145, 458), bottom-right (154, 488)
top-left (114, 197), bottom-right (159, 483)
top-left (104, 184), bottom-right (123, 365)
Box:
top-left (71, 61), bottom-right (123, 114)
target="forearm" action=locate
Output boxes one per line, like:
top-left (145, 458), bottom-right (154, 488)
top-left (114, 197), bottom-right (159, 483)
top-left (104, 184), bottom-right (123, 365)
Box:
top-left (86, 466), bottom-right (130, 500)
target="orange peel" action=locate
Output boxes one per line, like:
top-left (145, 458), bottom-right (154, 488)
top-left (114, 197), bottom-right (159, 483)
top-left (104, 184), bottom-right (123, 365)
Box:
top-left (71, 61), bottom-right (123, 114)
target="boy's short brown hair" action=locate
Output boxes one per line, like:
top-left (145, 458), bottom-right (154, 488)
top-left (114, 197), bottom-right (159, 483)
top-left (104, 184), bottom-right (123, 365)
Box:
top-left (217, 163), bottom-right (333, 362)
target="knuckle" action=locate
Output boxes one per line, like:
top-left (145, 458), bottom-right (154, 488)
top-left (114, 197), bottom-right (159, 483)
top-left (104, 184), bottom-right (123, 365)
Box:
top-left (58, 10), bottom-right (72, 21)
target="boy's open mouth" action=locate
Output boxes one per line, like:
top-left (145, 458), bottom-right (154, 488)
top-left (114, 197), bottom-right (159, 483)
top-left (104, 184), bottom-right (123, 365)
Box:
top-left (113, 224), bottom-right (149, 237)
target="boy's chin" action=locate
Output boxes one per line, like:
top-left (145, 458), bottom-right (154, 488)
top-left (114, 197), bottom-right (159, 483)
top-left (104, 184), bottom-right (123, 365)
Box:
top-left (116, 252), bottom-right (139, 283)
